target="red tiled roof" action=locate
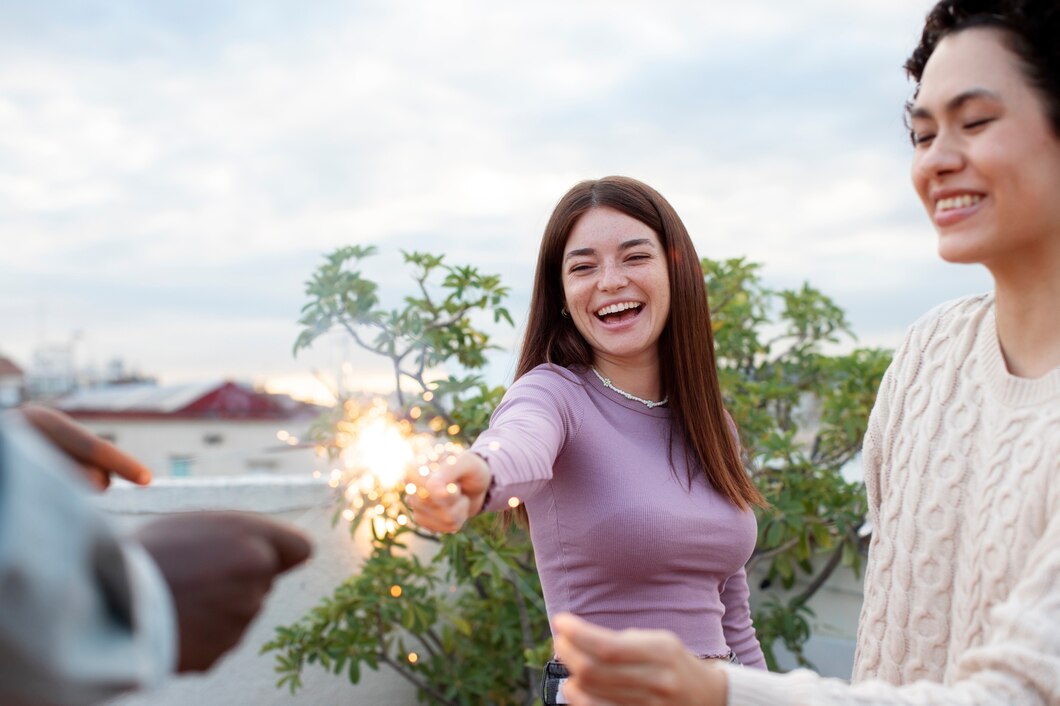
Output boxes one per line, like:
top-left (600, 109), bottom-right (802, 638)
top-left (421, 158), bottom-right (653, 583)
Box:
top-left (56, 381), bottom-right (324, 420)
top-left (0, 357), bottom-right (24, 377)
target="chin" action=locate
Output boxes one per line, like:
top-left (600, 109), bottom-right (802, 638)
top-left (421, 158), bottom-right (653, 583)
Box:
top-left (936, 235), bottom-right (991, 266)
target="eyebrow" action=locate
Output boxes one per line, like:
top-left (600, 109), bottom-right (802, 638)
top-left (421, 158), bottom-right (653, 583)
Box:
top-left (564, 238), bottom-right (656, 261)
top-left (909, 88), bottom-right (1002, 120)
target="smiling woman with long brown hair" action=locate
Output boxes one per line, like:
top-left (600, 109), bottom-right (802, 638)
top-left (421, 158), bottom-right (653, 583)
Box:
top-left (551, 1), bottom-right (1060, 704)
top-left (408, 176), bottom-right (768, 701)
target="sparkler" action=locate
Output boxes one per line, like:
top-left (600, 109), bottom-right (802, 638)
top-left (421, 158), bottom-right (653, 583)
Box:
top-left (321, 398), bottom-right (463, 541)
top-left (319, 396), bottom-right (545, 614)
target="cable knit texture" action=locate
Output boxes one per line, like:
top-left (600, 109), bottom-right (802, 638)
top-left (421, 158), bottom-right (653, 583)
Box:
top-left (725, 294), bottom-right (1060, 705)
top-left (471, 364), bottom-right (766, 667)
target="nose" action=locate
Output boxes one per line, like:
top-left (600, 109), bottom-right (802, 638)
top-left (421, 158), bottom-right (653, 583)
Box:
top-left (597, 261), bottom-right (628, 291)
top-left (913, 130), bottom-right (965, 184)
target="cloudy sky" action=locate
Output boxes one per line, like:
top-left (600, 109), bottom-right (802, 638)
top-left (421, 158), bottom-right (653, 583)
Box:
top-left (0, 0), bottom-right (992, 402)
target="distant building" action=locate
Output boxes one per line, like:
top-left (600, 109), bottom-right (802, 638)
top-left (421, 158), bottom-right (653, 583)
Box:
top-left (55, 380), bottom-right (327, 477)
top-left (0, 356), bottom-right (26, 408)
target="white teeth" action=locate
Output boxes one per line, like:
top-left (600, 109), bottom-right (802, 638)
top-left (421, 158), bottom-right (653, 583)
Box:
top-left (596, 301), bottom-right (641, 317)
top-left (936, 194), bottom-right (982, 211)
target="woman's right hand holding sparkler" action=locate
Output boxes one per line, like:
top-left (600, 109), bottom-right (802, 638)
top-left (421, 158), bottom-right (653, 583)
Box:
top-left (406, 451), bottom-right (492, 533)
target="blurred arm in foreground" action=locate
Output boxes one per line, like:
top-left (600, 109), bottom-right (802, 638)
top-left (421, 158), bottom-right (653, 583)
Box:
top-left (0, 407), bottom-right (312, 705)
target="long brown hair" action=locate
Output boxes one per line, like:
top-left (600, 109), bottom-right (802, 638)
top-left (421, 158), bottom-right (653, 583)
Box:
top-left (516, 176), bottom-right (765, 510)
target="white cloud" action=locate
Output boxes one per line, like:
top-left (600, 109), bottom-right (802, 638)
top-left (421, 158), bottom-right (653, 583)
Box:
top-left (2, 0), bottom-right (986, 391)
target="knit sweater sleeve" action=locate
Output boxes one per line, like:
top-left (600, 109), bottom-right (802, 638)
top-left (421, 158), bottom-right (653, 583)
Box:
top-left (471, 366), bottom-right (584, 514)
top-left (722, 508), bottom-right (1060, 705)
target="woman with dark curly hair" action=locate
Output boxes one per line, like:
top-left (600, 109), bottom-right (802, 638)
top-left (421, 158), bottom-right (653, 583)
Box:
top-left (552, 0), bottom-right (1060, 704)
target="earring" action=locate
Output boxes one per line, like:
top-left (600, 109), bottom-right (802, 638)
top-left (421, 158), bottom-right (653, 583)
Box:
top-left (561, 306), bottom-right (570, 318)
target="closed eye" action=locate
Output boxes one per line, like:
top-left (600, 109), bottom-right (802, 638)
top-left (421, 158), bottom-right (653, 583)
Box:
top-left (964, 117), bottom-right (994, 130)
top-left (912, 131), bottom-right (935, 147)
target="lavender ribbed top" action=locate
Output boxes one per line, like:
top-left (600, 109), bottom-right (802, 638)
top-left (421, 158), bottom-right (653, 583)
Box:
top-left (471, 364), bottom-right (766, 668)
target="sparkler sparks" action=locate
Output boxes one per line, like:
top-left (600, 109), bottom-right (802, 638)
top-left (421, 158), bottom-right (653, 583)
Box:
top-left (321, 398), bottom-right (464, 540)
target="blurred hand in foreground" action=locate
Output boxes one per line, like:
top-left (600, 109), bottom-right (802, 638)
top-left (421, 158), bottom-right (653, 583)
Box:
top-left (552, 612), bottom-right (728, 706)
top-left (405, 451), bottom-right (491, 533)
top-left (19, 404), bottom-right (152, 490)
top-left (137, 512), bottom-right (312, 672)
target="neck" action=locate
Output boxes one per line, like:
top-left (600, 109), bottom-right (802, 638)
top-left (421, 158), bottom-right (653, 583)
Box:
top-left (592, 355), bottom-right (662, 401)
top-left (989, 247), bottom-right (1060, 378)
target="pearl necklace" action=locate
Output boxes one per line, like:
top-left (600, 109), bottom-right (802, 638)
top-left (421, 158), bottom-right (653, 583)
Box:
top-left (591, 368), bottom-right (669, 409)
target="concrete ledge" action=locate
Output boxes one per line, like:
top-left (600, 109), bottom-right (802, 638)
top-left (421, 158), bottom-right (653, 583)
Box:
top-left (94, 474), bottom-right (336, 514)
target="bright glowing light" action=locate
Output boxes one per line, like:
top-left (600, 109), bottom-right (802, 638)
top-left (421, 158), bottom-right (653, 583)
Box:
top-left (446, 483), bottom-right (459, 495)
top-left (507, 497), bottom-right (521, 508)
top-left (322, 396), bottom-right (466, 541)
top-left (409, 406), bottom-right (422, 419)
top-left (447, 424), bottom-right (460, 436)
top-left (372, 515), bottom-right (388, 537)
top-left (390, 584), bottom-right (403, 598)
top-left (407, 652), bottom-right (419, 664)
top-left (422, 391), bottom-right (434, 402)
top-left (263, 375), bottom-right (338, 406)
top-left (342, 417), bottom-right (415, 487)
top-left (277, 430), bottom-right (290, 441)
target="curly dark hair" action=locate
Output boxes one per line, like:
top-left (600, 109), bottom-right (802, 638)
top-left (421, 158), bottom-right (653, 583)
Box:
top-left (905, 0), bottom-right (1060, 137)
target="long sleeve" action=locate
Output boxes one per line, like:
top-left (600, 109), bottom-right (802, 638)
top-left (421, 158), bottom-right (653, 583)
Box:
top-left (723, 505), bottom-right (1060, 705)
top-left (472, 367), bottom-right (583, 513)
top-left (0, 415), bottom-right (176, 706)
top-left (719, 567), bottom-right (767, 669)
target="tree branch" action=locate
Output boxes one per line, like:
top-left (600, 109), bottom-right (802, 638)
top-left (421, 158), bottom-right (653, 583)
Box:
top-left (506, 571), bottom-right (540, 706)
top-left (746, 536), bottom-right (800, 575)
top-left (379, 651), bottom-right (458, 706)
top-left (790, 539), bottom-right (846, 608)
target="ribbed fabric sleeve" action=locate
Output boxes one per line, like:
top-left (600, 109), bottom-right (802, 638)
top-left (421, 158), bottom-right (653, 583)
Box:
top-left (471, 364), bottom-right (766, 667)
top-left (724, 294), bottom-right (1060, 705)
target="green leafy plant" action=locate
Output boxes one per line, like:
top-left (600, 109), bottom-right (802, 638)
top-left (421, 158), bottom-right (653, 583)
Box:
top-left (706, 257), bottom-right (891, 669)
top-left (264, 247), bottom-right (890, 701)
top-left (267, 247), bottom-right (547, 705)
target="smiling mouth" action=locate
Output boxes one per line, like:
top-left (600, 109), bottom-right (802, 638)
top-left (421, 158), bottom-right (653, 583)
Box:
top-left (595, 301), bottom-right (643, 323)
top-left (936, 194), bottom-right (982, 212)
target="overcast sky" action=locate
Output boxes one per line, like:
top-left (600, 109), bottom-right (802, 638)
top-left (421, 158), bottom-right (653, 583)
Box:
top-left (0, 0), bottom-right (992, 402)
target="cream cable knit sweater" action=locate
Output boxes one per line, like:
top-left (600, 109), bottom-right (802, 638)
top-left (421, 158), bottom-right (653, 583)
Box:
top-left (725, 294), bottom-right (1060, 705)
